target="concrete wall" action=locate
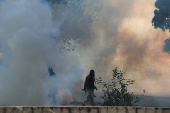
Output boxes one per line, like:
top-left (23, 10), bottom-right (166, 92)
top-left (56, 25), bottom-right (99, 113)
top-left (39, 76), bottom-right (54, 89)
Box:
top-left (0, 106), bottom-right (170, 113)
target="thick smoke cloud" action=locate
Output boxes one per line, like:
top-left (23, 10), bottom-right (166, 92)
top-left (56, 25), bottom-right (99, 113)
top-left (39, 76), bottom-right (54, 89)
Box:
top-left (1, 0), bottom-right (170, 106)
top-left (53, 0), bottom-right (170, 97)
top-left (50, 0), bottom-right (103, 50)
top-left (50, 0), bottom-right (133, 80)
top-left (0, 0), bottom-right (83, 105)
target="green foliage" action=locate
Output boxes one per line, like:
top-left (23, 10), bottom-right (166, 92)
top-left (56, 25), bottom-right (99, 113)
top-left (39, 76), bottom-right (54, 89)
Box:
top-left (82, 89), bottom-right (96, 98)
top-left (152, 0), bottom-right (170, 31)
top-left (95, 67), bottom-right (145, 106)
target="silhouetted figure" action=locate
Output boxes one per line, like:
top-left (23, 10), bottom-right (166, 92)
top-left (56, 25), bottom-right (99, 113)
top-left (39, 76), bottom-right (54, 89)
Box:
top-left (48, 67), bottom-right (56, 77)
top-left (48, 67), bottom-right (57, 104)
top-left (82, 70), bottom-right (97, 106)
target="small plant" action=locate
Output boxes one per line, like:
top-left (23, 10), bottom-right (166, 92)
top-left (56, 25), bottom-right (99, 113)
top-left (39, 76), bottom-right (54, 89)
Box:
top-left (95, 67), bottom-right (145, 106)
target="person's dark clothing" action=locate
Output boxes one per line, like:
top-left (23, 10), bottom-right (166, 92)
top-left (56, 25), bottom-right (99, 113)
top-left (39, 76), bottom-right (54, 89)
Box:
top-left (84, 75), bottom-right (96, 90)
top-left (83, 74), bottom-right (96, 106)
top-left (48, 68), bottom-right (56, 77)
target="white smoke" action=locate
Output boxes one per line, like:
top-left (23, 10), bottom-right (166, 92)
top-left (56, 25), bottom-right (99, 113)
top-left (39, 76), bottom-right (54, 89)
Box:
top-left (0, 0), bottom-right (83, 106)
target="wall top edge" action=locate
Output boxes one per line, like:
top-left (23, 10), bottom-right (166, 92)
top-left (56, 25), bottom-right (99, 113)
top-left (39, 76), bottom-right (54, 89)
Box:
top-left (0, 106), bottom-right (168, 109)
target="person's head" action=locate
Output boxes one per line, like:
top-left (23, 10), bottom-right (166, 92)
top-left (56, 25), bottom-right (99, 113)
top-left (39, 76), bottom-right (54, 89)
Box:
top-left (48, 67), bottom-right (53, 72)
top-left (89, 69), bottom-right (95, 77)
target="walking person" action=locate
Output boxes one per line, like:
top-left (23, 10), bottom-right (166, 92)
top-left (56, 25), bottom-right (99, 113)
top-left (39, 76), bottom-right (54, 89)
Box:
top-left (82, 70), bottom-right (97, 106)
top-left (48, 67), bottom-right (57, 104)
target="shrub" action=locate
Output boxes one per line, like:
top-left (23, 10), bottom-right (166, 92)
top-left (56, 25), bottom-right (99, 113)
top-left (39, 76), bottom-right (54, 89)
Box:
top-left (95, 67), bottom-right (145, 106)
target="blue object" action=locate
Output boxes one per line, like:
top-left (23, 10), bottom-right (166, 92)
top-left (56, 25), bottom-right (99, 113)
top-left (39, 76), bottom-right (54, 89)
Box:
top-left (48, 67), bottom-right (56, 77)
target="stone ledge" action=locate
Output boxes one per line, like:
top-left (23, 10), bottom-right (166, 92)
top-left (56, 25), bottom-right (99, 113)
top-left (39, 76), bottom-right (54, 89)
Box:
top-left (0, 106), bottom-right (169, 113)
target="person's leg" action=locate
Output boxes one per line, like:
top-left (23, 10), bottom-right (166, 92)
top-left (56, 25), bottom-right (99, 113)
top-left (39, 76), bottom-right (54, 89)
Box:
top-left (82, 99), bottom-right (89, 106)
top-left (52, 94), bottom-right (56, 104)
top-left (89, 89), bottom-right (95, 106)
top-left (90, 99), bottom-right (95, 106)
top-left (82, 89), bottom-right (90, 106)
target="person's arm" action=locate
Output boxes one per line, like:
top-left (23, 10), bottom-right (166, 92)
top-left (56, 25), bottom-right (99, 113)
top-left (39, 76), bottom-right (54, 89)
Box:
top-left (93, 76), bottom-right (97, 90)
top-left (84, 77), bottom-right (87, 90)
top-left (94, 85), bottom-right (98, 90)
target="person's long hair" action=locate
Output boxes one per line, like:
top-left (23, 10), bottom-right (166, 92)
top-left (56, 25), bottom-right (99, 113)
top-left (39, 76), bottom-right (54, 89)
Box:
top-left (89, 70), bottom-right (95, 81)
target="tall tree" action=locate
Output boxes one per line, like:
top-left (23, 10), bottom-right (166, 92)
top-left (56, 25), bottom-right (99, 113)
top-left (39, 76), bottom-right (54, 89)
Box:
top-left (152, 0), bottom-right (170, 53)
top-left (152, 0), bottom-right (170, 31)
